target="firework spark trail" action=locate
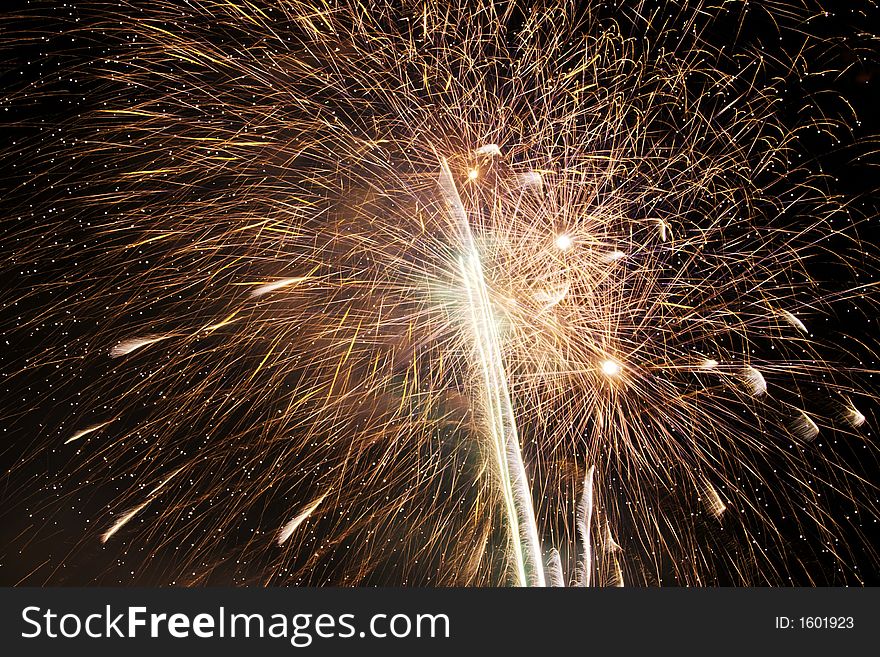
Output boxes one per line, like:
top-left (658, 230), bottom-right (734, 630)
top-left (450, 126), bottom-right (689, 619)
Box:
top-left (65, 420), bottom-right (112, 445)
top-left (249, 276), bottom-right (314, 299)
top-left (576, 466), bottom-right (595, 587)
top-left (110, 335), bottom-right (172, 358)
top-left (701, 480), bottom-right (727, 520)
top-left (546, 548), bottom-right (565, 587)
top-left (0, 0), bottom-right (878, 586)
top-left (101, 466), bottom-right (185, 544)
top-left (277, 494), bottom-right (327, 546)
top-left (440, 158), bottom-right (545, 587)
top-left (100, 502), bottom-right (150, 545)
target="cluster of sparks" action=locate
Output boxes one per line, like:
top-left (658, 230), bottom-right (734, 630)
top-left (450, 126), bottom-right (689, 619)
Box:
top-left (1, 0), bottom-right (879, 586)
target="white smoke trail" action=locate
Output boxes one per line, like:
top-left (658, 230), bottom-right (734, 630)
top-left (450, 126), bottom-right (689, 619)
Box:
top-left (576, 466), bottom-right (595, 587)
top-left (440, 158), bottom-right (545, 587)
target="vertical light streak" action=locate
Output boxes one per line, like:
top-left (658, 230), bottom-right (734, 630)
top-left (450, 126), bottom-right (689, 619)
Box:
top-left (438, 158), bottom-right (545, 587)
top-left (547, 548), bottom-right (565, 587)
top-left (576, 465), bottom-right (595, 587)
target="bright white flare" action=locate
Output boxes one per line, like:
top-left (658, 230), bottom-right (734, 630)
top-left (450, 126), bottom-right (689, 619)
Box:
top-left (555, 233), bottom-right (573, 250)
top-left (601, 359), bottom-right (621, 377)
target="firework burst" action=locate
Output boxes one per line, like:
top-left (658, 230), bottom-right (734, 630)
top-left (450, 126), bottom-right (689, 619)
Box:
top-left (1, 0), bottom-right (879, 586)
